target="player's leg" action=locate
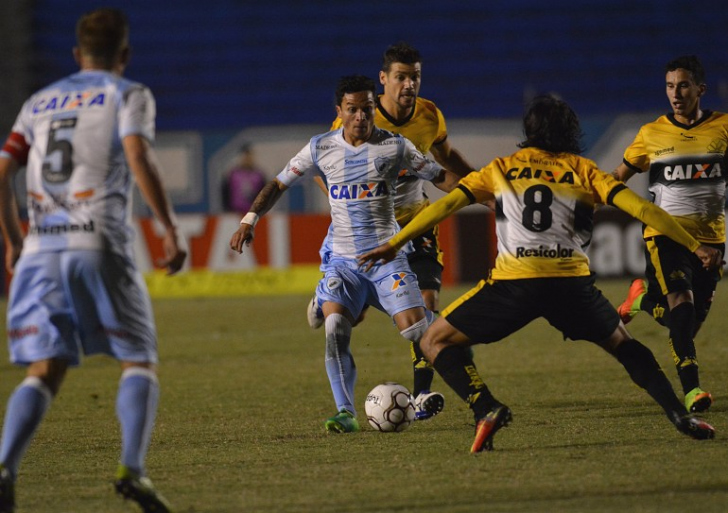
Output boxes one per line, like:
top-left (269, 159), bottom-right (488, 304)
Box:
top-left (67, 250), bottom-right (172, 510)
top-left (316, 265), bottom-right (366, 433)
top-left (0, 253), bottom-right (75, 512)
top-left (408, 255), bottom-right (445, 419)
top-left (561, 275), bottom-right (714, 440)
top-left (422, 279), bottom-right (534, 452)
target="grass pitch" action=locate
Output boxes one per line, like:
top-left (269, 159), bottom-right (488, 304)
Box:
top-left (1, 279), bottom-right (727, 512)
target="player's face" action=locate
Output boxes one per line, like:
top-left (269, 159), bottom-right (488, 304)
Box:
top-left (666, 68), bottom-right (705, 123)
top-left (380, 62), bottom-right (422, 111)
top-left (336, 91), bottom-right (376, 145)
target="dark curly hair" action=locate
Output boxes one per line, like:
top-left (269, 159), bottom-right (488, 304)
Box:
top-left (518, 95), bottom-right (584, 155)
top-left (334, 75), bottom-right (376, 107)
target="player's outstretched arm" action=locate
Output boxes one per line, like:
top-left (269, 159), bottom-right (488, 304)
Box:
top-left (430, 139), bottom-right (474, 178)
top-left (610, 186), bottom-right (723, 270)
top-left (0, 156), bottom-right (23, 273)
top-left (229, 178), bottom-right (288, 254)
top-left (358, 187), bottom-right (471, 271)
top-left (123, 134), bottom-right (187, 274)
top-left (611, 162), bottom-right (638, 182)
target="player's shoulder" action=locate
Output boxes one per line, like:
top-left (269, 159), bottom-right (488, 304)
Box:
top-left (415, 96), bottom-right (439, 112)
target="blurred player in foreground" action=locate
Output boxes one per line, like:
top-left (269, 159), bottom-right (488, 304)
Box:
top-left (230, 75), bottom-right (458, 433)
top-left (0, 8), bottom-right (185, 512)
top-left (359, 96), bottom-right (720, 452)
top-left (308, 43), bottom-right (475, 420)
top-left (613, 55), bottom-right (726, 413)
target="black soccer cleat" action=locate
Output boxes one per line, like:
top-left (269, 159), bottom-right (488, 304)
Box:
top-left (674, 414), bottom-right (715, 441)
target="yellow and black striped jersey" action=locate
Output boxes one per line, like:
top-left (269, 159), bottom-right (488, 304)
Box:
top-left (459, 147), bottom-right (625, 280)
top-left (331, 95), bottom-right (447, 225)
top-left (623, 110), bottom-right (728, 243)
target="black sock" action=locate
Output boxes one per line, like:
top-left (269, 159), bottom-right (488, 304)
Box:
top-left (640, 295), bottom-right (669, 327)
top-left (667, 302), bottom-right (699, 394)
top-left (432, 345), bottom-right (496, 417)
top-left (614, 338), bottom-right (686, 421)
top-left (411, 342), bottom-right (434, 397)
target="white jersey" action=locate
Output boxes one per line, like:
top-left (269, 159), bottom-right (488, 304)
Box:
top-left (5, 70), bottom-right (155, 257)
top-left (276, 127), bottom-right (442, 258)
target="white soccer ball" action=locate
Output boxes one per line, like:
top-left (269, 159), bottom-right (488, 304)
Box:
top-left (364, 382), bottom-right (416, 432)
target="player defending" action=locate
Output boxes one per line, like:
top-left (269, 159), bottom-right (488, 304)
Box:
top-left (230, 75), bottom-right (458, 433)
top-left (359, 96), bottom-right (720, 452)
top-left (308, 43), bottom-right (475, 420)
top-left (613, 55), bottom-right (726, 414)
top-left (0, 9), bottom-right (185, 512)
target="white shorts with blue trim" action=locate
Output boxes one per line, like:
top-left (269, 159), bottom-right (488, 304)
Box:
top-left (6, 250), bottom-right (158, 366)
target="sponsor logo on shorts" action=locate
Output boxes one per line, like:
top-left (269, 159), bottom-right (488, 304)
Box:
top-left (327, 277), bottom-right (343, 291)
top-left (390, 272), bottom-right (408, 291)
top-left (7, 325), bottom-right (39, 340)
top-left (515, 244), bottom-right (574, 258)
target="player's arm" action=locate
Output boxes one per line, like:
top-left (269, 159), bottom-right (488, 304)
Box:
top-left (0, 154), bottom-right (23, 274)
top-left (611, 161), bottom-right (639, 182)
top-left (609, 185), bottom-right (723, 270)
top-left (430, 138), bottom-right (474, 178)
top-left (122, 134), bottom-right (187, 275)
top-left (358, 186), bottom-right (472, 270)
top-left (313, 175), bottom-right (328, 195)
top-left (430, 168), bottom-right (463, 193)
top-left (229, 178), bottom-right (288, 254)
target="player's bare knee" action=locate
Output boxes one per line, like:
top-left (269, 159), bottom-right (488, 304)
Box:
top-left (27, 358), bottom-right (68, 396)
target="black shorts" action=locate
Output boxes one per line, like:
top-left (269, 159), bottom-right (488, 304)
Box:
top-left (442, 275), bottom-right (620, 344)
top-left (408, 226), bottom-right (443, 292)
top-left (643, 236), bottom-right (724, 323)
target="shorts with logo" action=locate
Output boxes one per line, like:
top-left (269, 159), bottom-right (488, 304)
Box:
top-left (316, 252), bottom-right (425, 320)
top-left (442, 274), bottom-right (619, 344)
top-left (407, 225), bottom-right (443, 292)
top-left (643, 235), bottom-right (724, 323)
top-left (6, 250), bottom-right (158, 366)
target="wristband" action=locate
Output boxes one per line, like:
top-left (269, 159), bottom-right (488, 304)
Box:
top-left (240, 212), bottom-right (259, 227)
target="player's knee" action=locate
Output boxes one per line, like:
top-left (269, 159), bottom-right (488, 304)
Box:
top-left (325, 313), bottom-right (353, 357)
top-left (400, 317), bottom-right (429, 344)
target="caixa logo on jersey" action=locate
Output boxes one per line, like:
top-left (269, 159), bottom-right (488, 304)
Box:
top-left (663, 162), bottom-right (722, 181)
top-left (329, 181), bottom-right (389, 200)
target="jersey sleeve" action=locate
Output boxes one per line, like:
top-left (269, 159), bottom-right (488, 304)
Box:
top-left (401, 137), bottom-right (442, 181)
top-left (330, 117), bottom-right (342, 131)
top-left (622, 128), bottom-right (650, 172)
top-left (457, 159), bottom-right (501, 202)
top-left (432, 105), bottom-right (448, 146)
top-left (119, 85), bottom-right (156, 142)
top-left (275, 140), bottom-right (316, 187)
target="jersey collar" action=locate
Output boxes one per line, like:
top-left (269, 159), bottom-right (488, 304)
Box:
top-left (666, 109), bottom-right (713, 130)
top-left (376, 95), bottom-right (416, 127)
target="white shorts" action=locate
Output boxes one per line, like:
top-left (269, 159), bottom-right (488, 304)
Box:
top-left (6, 250), bottom-right (158, 366)
top-left (316, 253), bottom-right (425, 320)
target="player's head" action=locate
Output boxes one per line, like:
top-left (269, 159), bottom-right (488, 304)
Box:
top-left (664, 55), bottom-right (706, 121)
top-left (74, 8), bottom-right (130, 73)
top-left (518, 95), bottom-right (584, 155)
top-left (379, 43), bottom-right (422, 112)
top-left (335, 75), bottom-right (376, 144)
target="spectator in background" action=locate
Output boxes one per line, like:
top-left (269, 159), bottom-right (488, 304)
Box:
top-left (222, 142), bottom-right (266, 213)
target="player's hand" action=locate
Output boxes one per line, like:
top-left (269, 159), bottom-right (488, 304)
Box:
top-left (4, 241), bottom-right (22, 274)
top-left (695, 245), bottom-right (724, 270)
top-left (158, 229), bottom-right (187, 275)
top-left (357, 243), bottom-right (398, 272)
top-left (230, 224), bottom-right (254, 254)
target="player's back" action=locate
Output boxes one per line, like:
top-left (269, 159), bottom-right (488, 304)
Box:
top-left (16, 70), bottom-right (154, 256)
top-left (460, 147), bottom-right (621, 280)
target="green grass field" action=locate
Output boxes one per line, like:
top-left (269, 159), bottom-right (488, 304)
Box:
top-left (0, 279), bottom-right (727, 513)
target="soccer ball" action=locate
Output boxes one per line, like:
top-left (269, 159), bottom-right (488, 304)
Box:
top-left (364, 382), bottom-right (416, 432)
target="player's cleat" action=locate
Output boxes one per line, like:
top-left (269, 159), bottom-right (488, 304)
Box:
top-left (673, 414), bottom-right (715, 440)
top-left (0, 465), bottom-right (15, 513)
top-left (471, 404), bottom-right (512, 453)
top-left (114, 465), bottom-right (173, 513)
top-left (306, 295), bottom-right (324, 329)
top-left (617, 278), bottom-right (646, 325)
top-left (685, 387), bottom-right (713, 413)
top-left (414, 390), bottom-right (445, 420)
top-left (324, 409), bottom-right (360, 433)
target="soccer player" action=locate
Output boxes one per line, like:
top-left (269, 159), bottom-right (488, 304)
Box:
top-left (0, 9), bottom-right (185, 512)
top-left (358, 96), bottom-right (720, 452)
top-left (613, 55), bottom-right (726, 414)
top-left (230, 75), bottom-right (458, 433)
top-left (308, 43), bottom-right (476, 420)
